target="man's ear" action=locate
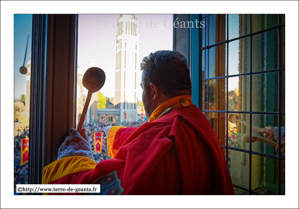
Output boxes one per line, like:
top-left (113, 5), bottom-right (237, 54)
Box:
top-left (149, 83), bottom-right (159, 100)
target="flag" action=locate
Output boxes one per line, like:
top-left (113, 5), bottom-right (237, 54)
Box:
top-left (105, 114), bottom-right (108, 121)
top-left (124, 112), bottom-right (126, 120)
top-left (21, 138), bottom-right (29, 165)
top-left (94, 132), bottom-right (102, 153)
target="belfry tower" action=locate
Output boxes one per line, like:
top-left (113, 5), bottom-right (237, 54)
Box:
top-left (115, 15), bottom-right (140, 123)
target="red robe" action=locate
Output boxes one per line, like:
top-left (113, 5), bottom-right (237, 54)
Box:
top-left (42, 96), bottom-right (234, 195)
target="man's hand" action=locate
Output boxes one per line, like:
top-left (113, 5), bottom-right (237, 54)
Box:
top-left (57, 128), bottom-right (94, 160)
top-left (257, 126), bottom-right (285, 154)
top-left (257, 126), bottom-right (275, 141)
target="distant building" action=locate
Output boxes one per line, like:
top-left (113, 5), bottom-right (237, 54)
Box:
top-left (14, 100), bottom-right (25, 112)
top-left (114, 14), bottom-right (140, 122)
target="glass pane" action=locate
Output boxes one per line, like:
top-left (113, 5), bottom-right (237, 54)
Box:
top-left (208, 14), bottom-right (227, 45)
top-left (228, 75), bottom-right (250, 112)
top-left (228, 113), bottom-right (250, 151)
top-left (280, 115), bottom-right (285, 157)
top-left (281, 160), bottom-right (285, 195)
top-left (234, 187), bottom-right (250, 195)
top-left (208, 78), bottom-right (226, 111)
top-left (201, 80), bottom-right (205, 110)
top-left (280, 14), bottom-right (285, 25)
top-left (252, 72), bottom-right (278, 112)
top-left (203, 111), bottom-right (208, 119)
top-left (252, 114), bottom-right (278, 156)
top-left (209, 43), bottom-right (226, 78)
top-left (229, 37), bottom-right (250, 75)
top-left (14, 14), bottom-right (32, 193)
top-left (201, 16), bottom-right (206, 48)
top-left (251, 154), bottom-right (279, 195)
top-left (202, 50), bottom-right (206, 78)
top-left (229, 149), bottom-right (250, 190)
top-left (281, 70), bottom-right (285, 113)
top-left (252, 14), bottom-right (278, 33)
top-left (228, 14), bottom-right (250, 40)
top-left (202, 80), bottom-right (208, 110)
top-left (209, 112), bottom-right (226, 146)
top-left (252, 29), bottom-right (279, 72)
top-left (280, 26), bottom-right (285, 69)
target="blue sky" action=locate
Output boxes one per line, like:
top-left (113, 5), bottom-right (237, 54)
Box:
top-left (14, 14), bottom-right (32, 100)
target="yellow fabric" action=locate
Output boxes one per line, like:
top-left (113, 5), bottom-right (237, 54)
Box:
top-left (42, 156), bottom-right (97, 184)
top-left (107, 126), bottom-right (125, 158)
top-left (149, 95), bottom-right (193, 122)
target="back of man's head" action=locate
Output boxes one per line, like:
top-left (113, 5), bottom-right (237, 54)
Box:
top-left (140, 50), bottom-right (192, 98)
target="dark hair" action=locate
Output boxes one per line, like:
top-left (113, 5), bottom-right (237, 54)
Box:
top-left (140, 50), bottom-right (192, 97)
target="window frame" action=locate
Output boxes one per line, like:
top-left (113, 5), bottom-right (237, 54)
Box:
top-left (181, 14), bottom-right (285, 194)
top-left (28, 14), bottom-right (78, 184)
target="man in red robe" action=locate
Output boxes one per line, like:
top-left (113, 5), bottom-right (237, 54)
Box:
top-left (42, 50), bottom-right (235, 195)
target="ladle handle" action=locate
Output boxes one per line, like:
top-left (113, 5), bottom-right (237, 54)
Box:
top-left (77, 91), bottom-right (92, 132)
top-left (236, 119), bottom-right (261, 131)
top-left (253, 136), bottom-right (277, 147)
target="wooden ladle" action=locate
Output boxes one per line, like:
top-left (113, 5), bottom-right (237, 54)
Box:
top-left (228, 114), bottom-right (261, 131)
top-left (242, 133), bottom-right (277, 147)
top-left (77, 67), bottom-right (106, 131)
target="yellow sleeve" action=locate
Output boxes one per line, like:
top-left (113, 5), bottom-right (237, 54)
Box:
top-left (107, 126), bottom-right (125, 158)
top-left (42, 156), bottom-right (96, 184)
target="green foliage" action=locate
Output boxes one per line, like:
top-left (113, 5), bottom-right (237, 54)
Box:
top-left (97, 92), bottom-right (107, 109)
top-left (20, 94), bottom-right (25, 102)
top-left (138, 100), bottom-right (143, 107)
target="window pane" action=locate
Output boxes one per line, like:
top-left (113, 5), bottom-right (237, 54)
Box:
top-left (229, 149), bottom-right (250, 190)
top-left (234, 187), bottom-right (250, 195)
top-left (280, 26), bottom-right (285, 69)
top-left (228, 14), bottom-right (250, 40)
top-left (281, 70), bottom-right (285, 113)
top-left (251, 154), bottom-right (279, 194)
top-left (209, 43), bottom-right (226, 78)
top-left (208, 14), bottom-right (227, 45)
top-left (252, 114), bottom-right (279, 156)
top-left (208, 78), bottom-right (226, 111)
top-left (281, 160), bottom-right (285, 195)
top-left (202, 49), bottom-right (206, 78)
top-left (201, 16), bottom-right (206, 48)
top-left (252, 29), bottom-right (279, 72)
top-left (201, 80), bottom-right (205, 110)
top-left (252, 72), bottom-right (278, 112)
top-left (228, 37), bottom-right (250, 75)
top-left (209, 112), bottom-right (226, 146)
top-left (252, 14), bottom-right (278, 33)
top-left (78, 14), bottom-right (172, 125)
top-left (280, 14), bottom-right (285, 25)
top-left (228, 75), bottom-right (250, 112)
top-left (14, 14), bottom-right (32, 193)
top-left (280, 115), bottom-right (285, 157)
top-left (228, 113), bottom-right (250, 151)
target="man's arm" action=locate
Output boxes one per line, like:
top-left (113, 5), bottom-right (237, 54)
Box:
top-left (106, 126), bottom-right (138, 158)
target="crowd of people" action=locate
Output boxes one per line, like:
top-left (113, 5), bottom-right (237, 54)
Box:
top-left (14, 126), bottom-right (29, 194)
top-left (13, 121), bottom-right (145, 192)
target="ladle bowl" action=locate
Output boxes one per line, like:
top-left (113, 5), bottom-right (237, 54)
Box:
top-left (82, 67), bottom-right (106, 92)
top-left (77, 67), bottom-right (106, 131)
top-left (20, 66), bottom-right (27, 74)
top-left (228, 113), bottom-right (238, 123)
